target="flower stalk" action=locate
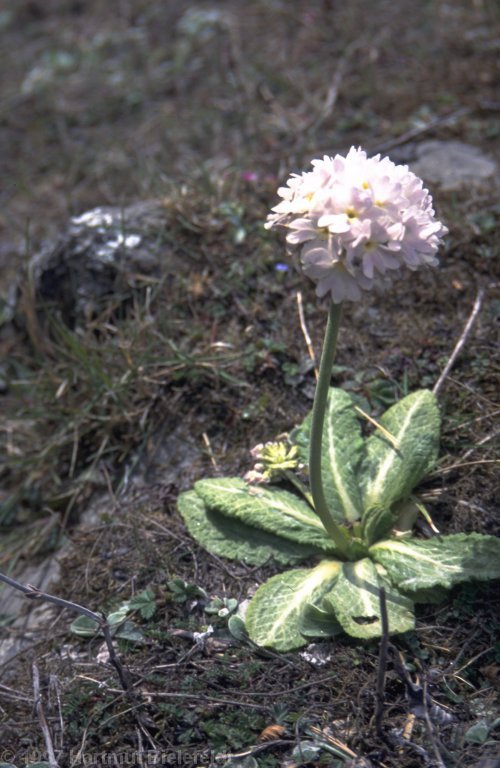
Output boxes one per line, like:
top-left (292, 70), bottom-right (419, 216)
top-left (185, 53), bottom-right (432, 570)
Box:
top-left (309, 301), bottom-right (350, 555)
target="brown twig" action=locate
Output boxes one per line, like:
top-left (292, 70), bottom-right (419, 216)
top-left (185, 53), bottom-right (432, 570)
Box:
top-left (371, 105), bottom-right (471, 155)
top-left (296, 291), bottom-right (318, 379)
top-left (421, 676), bottom-right (447, 768)
top-left (32, 661), bottom-right (59, 768)
top-left (0, 571), bottom-right (131, 708)
top-left (433, 287), bottom-right (485, 398)
top-left (375, 586), bottom-right (389, 737)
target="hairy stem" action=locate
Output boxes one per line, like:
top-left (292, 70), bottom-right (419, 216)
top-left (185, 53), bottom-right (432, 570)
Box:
top-left (309, 301), bottom-right (350, 554)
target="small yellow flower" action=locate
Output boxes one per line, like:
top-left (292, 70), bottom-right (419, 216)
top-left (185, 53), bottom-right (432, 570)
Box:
top-left (245, 441), bottom-right (300, 484)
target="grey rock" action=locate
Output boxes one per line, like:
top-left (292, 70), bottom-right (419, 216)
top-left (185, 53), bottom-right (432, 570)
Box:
top-left (11, 200), bottom-right (183, 329)
top-left (410, 140), bottom-right (497, 191)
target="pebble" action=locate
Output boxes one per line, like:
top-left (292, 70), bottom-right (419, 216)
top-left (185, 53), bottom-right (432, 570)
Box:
top-left (410, 140), bottom-right (497, 191)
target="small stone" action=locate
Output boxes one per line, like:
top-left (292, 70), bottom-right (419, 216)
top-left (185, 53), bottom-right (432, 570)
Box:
top-left (410, 140), bottom-right (497, 191)
top-left (8, 200), bottom-right (186, 330)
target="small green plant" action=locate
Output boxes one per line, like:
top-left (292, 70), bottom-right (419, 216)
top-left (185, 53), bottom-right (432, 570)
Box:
top-left (167, 578), bottom-right (208, 604)
top-left (178, 148), bottom-right (500, 651)
top-left (204, 595), bottom-right (238, 617)
top-left (70, 588), bottom-right (157, 642)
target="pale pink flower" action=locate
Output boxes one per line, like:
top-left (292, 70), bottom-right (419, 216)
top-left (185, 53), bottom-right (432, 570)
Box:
top-left (265, 147), bottom-right (448, 303)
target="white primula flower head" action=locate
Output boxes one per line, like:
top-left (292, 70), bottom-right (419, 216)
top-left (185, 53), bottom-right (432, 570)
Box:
top-left (265, 147), bottom-right (448, 303)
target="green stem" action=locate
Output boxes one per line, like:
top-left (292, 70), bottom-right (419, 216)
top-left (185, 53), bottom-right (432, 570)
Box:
top-left (281, 469), bottom-right (314, 509)
top-left (309, 301), bottom-right (350, 554)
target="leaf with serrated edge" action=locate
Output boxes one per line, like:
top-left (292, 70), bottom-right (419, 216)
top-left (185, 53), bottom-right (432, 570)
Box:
top-left (321, 558), bottom-right (415, 639)
top-left (291, 388), bottom-right (364, 522)
top-left (370, 533), bottom-right (500, 592)
top-left (245, 561), bottom-right (342, 650)
top-left (194, 478), bottom-right (336, 551)
top-left (361, 390), bottom-right (440, 543)
top-left (178, 490), bottom-right (326, 566)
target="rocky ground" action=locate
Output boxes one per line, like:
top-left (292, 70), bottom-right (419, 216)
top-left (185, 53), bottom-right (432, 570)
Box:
top-left (0, 2), bottom-right (499, 767)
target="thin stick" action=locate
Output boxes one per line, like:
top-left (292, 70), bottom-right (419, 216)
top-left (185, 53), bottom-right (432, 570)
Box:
top-left (0, 571), bottom-right (130, 696)
top-left (433, 288), bottom-right (485, 397)
top-left (375, 586), bottom-right (389, 737)
top-left (32, 662), bottom-right (59, 768)
top-left (0, 570), bottom-right (161, 747)
top-left (296, 291), bottom-right (318, 379)
top-left (371, 105), bottom-right (471, 155)
top-left (421, 677), bottom-right (447, 768)
top-left (0, 571), bottom-right (103, 622)
top-left (430, 458), bottom-right (498, 477)
top-left (460, 428), bottom-right (500, 462)
top-left (354, 405), bottom-right (399, 449)
top-left (202, 432), bottom-right (219, 472)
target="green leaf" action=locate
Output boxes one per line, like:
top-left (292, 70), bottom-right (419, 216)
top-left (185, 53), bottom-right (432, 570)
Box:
top-left (69, 612), bottom-right (144, 643)
top-left (370, 533), bottom-right (500, 592)
top-left (399, 585), bottom-right (448, 605)
top-left (361, 390), bottom-right (440, 543)
top-left (113, 621), bottom-right (145, 643)
top-left (291, 388), bottom-right (365, 522)
top-left (70, 615), bottom-right (100, 637)
top-left (245, 560), bottom-right (342, 650)
top-left (128, 588), bottom-right (157, 620)
top-left (107, 606), bottom-right (130, 625)
top-left (167, 578), bottom-right (207, 603)
top-left (194, 478), bottom-right (336, 551)
top-left (299, 603), bottom-right (343, 638)
top-left (178, 490), bottom-right (327, 566)
top-left (227, 614), bottom-right (248, 642)
top-left (464, 720), bottom-right (490, 744)
top-left (26, 764), bottom-right (52, 768)
top-left (321, 558), bottom-right (415, 639)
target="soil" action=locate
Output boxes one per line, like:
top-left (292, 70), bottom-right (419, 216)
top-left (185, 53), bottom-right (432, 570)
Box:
top-left (0, 2), bottom-right (499, 767)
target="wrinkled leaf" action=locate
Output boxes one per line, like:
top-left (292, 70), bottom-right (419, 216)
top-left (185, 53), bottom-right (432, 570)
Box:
top-left (399, 585), bottom-right (448, 605)
top-left (361, 390), bottom-right (440, 543)
top-left (321, 558), bottom-right (415, 638)
top-left (370, 533), bottom-right (500, 592)
top-left (245, 560), bottom-right (342, 650)
top-left (178, 489), bottom-right (327, 566)
top-left (291, 388), bottom-right (365, 522)
top-left (194, 478), bottom-right (336, 550)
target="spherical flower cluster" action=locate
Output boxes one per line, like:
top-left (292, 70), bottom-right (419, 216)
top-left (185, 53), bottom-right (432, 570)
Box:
top-left (265, 147), bottom-right (448, 303)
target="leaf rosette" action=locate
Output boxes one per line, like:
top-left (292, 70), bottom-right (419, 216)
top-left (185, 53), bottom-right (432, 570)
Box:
top-left (178, 388), bottom-right (500, 650)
